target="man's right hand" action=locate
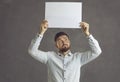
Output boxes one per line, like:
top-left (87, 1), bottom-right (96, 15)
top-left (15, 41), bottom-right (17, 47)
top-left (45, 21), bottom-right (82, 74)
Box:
top-left (39, 20), bottom-right (48, 35)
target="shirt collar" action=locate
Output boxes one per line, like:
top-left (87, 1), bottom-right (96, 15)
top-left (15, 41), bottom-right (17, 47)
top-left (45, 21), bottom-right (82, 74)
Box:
top-left (58, 50), bottom-right (72, 57)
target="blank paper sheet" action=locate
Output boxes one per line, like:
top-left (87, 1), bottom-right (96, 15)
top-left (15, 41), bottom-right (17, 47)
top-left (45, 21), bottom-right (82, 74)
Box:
top-left (45, 2), bottom-right (82, 28)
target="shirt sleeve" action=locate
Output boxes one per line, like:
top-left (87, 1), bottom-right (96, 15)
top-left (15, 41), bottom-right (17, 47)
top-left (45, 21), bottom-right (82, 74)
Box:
top-left (80, 34), bottom-right (102, 66)
top-left (28, 33), bottom-right (48, 64)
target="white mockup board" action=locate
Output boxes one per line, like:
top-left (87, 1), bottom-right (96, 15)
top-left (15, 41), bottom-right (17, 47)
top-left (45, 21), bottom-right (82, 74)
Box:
top-left (45, 2), bottom-right (82, 28)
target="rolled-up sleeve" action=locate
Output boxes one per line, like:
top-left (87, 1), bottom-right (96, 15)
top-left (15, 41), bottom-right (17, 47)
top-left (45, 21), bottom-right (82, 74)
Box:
top-left (80, 34), bottom-right (102, 66)
top-left (28, 34), bottom-right (48, 64)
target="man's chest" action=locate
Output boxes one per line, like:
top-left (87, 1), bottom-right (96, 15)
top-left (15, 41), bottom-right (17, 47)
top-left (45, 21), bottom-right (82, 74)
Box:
top-left (47, 55), bottom-right (81, 71)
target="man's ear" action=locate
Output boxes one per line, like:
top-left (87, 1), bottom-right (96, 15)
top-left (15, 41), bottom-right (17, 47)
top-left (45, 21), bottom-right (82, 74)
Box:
top-left (55, 42), bottom-right (58, 48)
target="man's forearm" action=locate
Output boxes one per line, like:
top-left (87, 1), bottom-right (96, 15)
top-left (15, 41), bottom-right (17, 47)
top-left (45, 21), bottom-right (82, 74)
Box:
top-left (87, 34), bottom-right (102, 55)
top-left (28, 34), bottom-right (43, 54)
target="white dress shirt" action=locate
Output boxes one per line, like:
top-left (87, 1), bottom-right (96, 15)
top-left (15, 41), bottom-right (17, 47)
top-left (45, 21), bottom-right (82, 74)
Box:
top-left (28, 34), bottom-right (102, 82)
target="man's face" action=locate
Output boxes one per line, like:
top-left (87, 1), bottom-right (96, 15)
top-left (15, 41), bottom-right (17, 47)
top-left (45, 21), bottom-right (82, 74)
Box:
top-left (56, 35), bottom-right (71, 52)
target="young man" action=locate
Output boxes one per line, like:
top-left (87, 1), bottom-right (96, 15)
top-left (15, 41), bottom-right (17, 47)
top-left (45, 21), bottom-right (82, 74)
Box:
top-left (28, 20), bottom-right (102, 82)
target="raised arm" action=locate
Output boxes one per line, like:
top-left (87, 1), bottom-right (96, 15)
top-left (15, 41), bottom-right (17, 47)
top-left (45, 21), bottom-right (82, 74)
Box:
top-left (28, 20), bottom-right (49, 64)
top-left (79, 22), bottom-right (102, 66)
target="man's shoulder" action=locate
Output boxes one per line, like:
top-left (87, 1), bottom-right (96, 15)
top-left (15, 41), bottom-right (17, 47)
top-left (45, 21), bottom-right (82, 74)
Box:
top-left (47, 51), bottom-right (60, 60)
top-left (47, 51), bottom-right (55, 54)
top-left (73, 52), bottom-right (83, 57)
top-left (47, 51), bottom-right (57, 57)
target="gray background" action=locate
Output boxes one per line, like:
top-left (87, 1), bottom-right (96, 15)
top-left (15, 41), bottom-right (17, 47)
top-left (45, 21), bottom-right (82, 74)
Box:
top-left (0, 0), bottom-right (120, 82)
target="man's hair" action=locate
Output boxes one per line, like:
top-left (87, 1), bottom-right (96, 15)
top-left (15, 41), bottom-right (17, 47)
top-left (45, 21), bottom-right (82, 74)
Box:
top-left (54, 32), bottom-right (69, 41)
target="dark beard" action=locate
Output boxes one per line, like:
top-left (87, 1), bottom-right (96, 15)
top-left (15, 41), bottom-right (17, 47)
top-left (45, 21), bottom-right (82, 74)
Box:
top-left (59, 47), bottom-right (70, 53)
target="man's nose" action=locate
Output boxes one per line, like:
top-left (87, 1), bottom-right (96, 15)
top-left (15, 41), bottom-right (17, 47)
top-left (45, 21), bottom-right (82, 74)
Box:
top-left (62, 40), bottom-right (67, 44)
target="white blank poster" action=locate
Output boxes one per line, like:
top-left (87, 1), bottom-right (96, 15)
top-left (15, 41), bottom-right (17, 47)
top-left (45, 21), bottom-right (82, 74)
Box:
top-left (45, 2), bottom-right (82, 28)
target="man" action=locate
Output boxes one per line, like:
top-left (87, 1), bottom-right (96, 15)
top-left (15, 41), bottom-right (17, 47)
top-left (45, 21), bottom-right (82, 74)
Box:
top-left (28, 20), bottom-right (102, 82)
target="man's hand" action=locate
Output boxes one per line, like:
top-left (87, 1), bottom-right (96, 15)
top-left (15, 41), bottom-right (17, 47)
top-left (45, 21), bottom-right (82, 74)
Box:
top-left (80, 22), bottom-right (90, 36)
top-left (39, 20), bottom-right (48, 35)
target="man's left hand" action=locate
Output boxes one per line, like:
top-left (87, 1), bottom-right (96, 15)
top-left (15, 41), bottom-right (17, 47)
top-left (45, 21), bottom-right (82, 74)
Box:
top-left (80, 22), bottom-right (90, 36)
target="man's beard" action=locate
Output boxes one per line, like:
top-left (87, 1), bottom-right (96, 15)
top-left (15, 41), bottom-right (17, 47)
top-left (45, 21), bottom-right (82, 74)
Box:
top-left (59, 46), bottom-right (70, 53)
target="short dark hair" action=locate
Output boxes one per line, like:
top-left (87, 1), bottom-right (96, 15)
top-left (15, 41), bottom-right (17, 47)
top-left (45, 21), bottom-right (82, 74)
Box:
top-left (54, 32), bottom-right (69, 41)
